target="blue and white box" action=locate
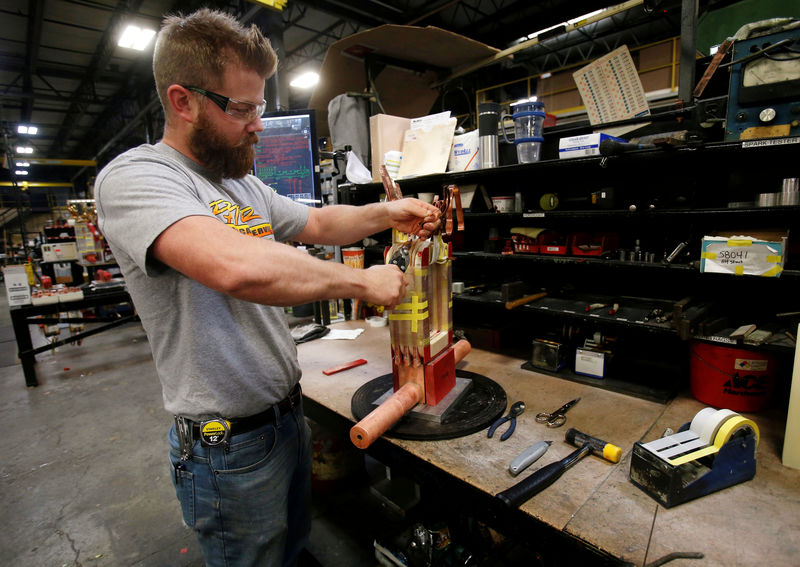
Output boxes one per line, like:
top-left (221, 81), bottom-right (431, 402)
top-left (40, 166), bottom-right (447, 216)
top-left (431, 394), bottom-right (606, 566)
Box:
top-left (559, 133), bottom-right (627, 159)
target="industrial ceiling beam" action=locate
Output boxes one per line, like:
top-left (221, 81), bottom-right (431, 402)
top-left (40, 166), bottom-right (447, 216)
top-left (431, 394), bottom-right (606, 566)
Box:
top-left (47, 0), bottom-right (145, 156)
top-left (22, 0), bottom-right (45, 123)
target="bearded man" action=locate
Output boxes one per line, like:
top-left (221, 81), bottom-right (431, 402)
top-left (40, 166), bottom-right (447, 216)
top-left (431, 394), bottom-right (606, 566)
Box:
top-left (95, 8), bottom-right (440, 567)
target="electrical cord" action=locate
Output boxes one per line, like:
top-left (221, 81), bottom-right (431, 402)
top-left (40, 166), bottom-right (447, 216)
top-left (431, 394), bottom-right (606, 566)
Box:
top-left (719, 37), bottom-right (795, 68)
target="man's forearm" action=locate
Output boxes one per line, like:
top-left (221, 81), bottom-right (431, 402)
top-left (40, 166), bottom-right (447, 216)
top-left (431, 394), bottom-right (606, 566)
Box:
top-left (151, 215), bottom-right (405, 307)
top-left (296, 202), bottom-right (391, 246)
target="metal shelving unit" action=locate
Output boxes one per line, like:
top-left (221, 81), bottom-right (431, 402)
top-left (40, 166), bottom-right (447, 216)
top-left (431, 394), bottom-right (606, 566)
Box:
top-left (339, 134), bottom-right (800, 400)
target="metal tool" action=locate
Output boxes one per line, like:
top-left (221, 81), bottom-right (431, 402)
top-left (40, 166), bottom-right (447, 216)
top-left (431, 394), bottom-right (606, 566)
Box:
top-left (509, 440), bottom-right (551, 476)
top-left (496, 428), bottom-right (622, 507)
top-left (388, 241), bottom-right (411, 272)
top-left (488, 401), bottom-right (525, 441)
top-left (536, 397), bottom-right (580, 428)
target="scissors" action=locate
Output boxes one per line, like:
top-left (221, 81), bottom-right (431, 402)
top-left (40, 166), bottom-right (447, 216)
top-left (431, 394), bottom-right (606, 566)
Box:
top-left (536, 397), bottom-right (580, 428)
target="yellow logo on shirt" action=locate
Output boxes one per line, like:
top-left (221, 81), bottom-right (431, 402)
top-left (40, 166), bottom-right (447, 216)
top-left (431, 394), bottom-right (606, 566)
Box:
top-left (208, 199), bottom-right (274, 239)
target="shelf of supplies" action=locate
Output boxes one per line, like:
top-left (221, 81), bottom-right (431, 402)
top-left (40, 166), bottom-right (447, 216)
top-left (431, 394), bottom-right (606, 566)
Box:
top-left (337, 138), bottom-right (799, 195)
top-left (463, 205), bottom-right (800, 220)
top-left (453, 289), bottom-right (679, 336)
top-left (451, 251), bottom-right (800, 280)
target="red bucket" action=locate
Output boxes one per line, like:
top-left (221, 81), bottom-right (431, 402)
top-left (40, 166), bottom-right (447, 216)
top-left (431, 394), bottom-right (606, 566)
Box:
top-left (689, 341), bottom-right (777, 412)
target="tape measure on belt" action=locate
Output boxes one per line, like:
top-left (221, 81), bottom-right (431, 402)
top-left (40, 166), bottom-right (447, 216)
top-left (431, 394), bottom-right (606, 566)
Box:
top-left (199, 419), bottom-right (231, 447)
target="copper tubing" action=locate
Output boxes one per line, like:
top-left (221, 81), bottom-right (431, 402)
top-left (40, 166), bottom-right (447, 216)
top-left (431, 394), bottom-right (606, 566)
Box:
top-left (350, 382), bottom-right (422, 449)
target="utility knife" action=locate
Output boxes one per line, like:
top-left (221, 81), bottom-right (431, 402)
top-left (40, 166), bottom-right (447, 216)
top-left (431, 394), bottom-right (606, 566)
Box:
top-left (509, 440), bottom-right (552, 476)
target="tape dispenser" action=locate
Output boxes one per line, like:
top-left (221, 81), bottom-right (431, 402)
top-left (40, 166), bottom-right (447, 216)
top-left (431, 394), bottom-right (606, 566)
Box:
top-left (629, 407), bottom-right (759, 508)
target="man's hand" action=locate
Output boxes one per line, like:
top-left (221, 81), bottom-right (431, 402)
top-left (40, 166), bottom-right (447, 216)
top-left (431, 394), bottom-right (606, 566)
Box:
top-left (386, 198), bottom-right (442, 239)
top-left (361, 264), bottom-right (408, 309)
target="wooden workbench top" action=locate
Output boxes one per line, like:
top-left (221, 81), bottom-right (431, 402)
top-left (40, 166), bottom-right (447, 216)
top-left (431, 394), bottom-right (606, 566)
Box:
top-left (296, 320), bottom-right (800, 566)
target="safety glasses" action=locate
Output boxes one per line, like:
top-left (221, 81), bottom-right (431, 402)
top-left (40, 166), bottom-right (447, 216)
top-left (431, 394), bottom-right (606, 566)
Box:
top-left (183, 86), bottom-right (266, 121)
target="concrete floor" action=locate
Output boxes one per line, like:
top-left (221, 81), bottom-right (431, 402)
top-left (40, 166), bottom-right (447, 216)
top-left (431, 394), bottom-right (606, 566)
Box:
top-left (0, 285), bottom-right (384, 567)
top-left (0, 283), bottom-right (586, 567)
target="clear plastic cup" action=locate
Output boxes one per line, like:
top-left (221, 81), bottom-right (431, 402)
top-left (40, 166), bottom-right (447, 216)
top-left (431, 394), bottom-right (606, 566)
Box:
top-left (516, 140), bottom-right (542, 163)
top-left (504, 100), bottom-right (546, 163)
top-left (512, 101), bottom-right (545, 142)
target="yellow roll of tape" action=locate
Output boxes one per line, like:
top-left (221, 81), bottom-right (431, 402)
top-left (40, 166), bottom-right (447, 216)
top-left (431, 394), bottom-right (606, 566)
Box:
top-left (713, 415), bottom-right (759, 449)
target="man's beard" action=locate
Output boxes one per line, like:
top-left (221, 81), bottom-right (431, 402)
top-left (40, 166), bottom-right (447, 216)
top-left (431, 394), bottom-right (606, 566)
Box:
top-left (189, 110), bottom-right (259, 179)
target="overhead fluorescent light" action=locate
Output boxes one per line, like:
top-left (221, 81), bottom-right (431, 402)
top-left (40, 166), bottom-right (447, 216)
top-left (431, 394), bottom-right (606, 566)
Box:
top-left (15, 170), bottom-right (29, 176)
top-left (251, 0), bottom-right (288, 10)
top-left (118, 25), bottom-right (156, 51)
top-left (290, 71), bottom-right (320, 89)
top-left (16, 161), bottom-right (30, 167)
top-left (17, 125), bottom-right (38, 135)
top-left (520, 8), bottom-right (607, 42)
top-left (16, 146), bottom-right (34, 154)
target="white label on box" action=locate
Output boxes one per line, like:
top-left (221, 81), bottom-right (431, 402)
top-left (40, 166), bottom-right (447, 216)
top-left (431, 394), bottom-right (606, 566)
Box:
top-left (700, 235), bottom-right (785, 277)
top-left (576, 348), bottom-right (605, 378)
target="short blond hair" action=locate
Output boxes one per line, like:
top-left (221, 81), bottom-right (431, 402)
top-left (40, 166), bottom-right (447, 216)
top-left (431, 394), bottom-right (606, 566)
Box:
top-left (153, 8), bottom-right (277, 119)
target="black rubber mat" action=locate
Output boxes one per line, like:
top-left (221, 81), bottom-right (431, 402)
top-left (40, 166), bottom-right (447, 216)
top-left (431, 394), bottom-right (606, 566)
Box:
top-left (351, 369), bottom-right (507, 441)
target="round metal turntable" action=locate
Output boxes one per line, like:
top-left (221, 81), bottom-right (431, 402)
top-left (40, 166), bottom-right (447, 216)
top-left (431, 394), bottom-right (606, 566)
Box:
top-left (351, 369), bottom-right (507, 441)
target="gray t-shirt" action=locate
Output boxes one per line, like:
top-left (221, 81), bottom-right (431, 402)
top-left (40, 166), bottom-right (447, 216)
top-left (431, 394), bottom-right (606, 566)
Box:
top-left (95, 142), bottom-right (310, 420)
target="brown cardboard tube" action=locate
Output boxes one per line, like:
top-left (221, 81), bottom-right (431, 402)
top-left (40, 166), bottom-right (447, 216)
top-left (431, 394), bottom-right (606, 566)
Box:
top-left (349, 340), bottom-right (471, 449)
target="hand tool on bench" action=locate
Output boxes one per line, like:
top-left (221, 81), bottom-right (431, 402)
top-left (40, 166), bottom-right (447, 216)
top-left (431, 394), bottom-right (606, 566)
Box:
top-left (629, 407), bottom-right (759, 508)
top-left (509, 440), bottom-right (551, 476)
top-left (496, 428), bottom-right (622, 507)
top-left (488, 400), bottom-right (525, 441)
top-left (535, 397), bottom-right (580, 428)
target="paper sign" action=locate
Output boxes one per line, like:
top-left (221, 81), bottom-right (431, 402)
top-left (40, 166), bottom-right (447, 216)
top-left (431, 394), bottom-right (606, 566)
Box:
top-left (573, 45), bottom-right (650, 125)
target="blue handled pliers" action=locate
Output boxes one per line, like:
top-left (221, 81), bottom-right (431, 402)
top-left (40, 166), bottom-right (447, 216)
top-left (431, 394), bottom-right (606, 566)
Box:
top-left (488, 401), bottom-right (525, 441)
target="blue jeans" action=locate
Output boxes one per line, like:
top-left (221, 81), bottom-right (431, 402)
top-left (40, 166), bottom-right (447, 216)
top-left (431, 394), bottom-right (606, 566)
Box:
top-left (168, 402), bottom-right (312, 567)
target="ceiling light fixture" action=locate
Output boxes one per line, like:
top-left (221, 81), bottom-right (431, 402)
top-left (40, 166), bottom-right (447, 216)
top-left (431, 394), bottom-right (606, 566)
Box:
top-left (16, 146), bottom-right (34, 154)
top-left (17, 125), bottom-right (38, 135)
top-left (118, 25), bottom-right (156, 51)
top-left (16, 161), bottom-right (30, 167)
top-left (290, 71), bottom-right (320, 89)
top-left (518, 8), bottom-right (607, 43)
top-left (15, 170), bottom-right (29, 176)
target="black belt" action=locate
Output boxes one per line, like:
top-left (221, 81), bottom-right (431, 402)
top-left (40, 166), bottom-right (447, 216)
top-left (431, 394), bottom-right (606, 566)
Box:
top-left (189, 383), bottom-right (302, 440)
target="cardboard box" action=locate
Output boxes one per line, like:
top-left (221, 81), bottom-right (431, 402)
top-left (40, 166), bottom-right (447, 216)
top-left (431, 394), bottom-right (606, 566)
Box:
top-left (369, 114), bottom-right (411, 182)
top-left (308, 25), bottom-right (499, 139)
top-left (3, 265), bottom-right (31, 306)
top-left (558, 133), bottom-right (627, 159)
top-left (700, 230), bottom-right (788, 277)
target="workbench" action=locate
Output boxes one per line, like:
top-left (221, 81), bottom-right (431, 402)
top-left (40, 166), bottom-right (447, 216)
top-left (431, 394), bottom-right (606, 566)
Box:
top-left (297, 320), bottom-right (800, 566)
top-left (10, 287), bottom-right (137, 387)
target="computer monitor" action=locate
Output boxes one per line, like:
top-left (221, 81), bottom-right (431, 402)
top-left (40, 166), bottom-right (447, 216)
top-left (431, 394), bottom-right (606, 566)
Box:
top-left (253, 109), bottom-right (321, 207)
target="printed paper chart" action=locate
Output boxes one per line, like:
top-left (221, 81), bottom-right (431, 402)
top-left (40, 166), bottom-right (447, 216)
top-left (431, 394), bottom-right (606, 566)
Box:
top-left (573, 46), bottom-right (650, 125)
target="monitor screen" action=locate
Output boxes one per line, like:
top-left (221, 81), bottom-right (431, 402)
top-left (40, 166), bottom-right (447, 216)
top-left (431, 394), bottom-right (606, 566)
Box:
top-left (253, 109), bottom-right (321, 207)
